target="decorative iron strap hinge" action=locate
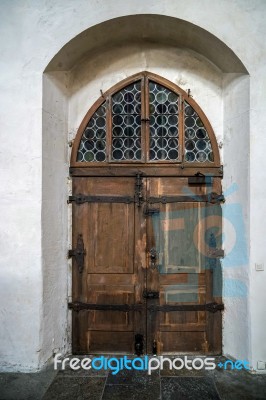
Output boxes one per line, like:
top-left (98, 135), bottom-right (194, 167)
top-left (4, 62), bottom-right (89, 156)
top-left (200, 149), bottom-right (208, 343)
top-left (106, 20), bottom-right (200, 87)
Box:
top-left (68, 301), bottom-right (224, 313)
top-left (68, 234), bottom-right (86, 273)
top-left (148, 192), bottom-right (225, 204)
top-left (147, 302), bottom-right (224, 313)
top-left (68, 301), bottom-right (143, 312)
top-left (68, 194), bottom-right (135, 205)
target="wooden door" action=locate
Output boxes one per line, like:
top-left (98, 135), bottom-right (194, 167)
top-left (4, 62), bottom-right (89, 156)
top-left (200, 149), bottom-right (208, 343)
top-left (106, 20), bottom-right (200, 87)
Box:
top-left (70, 175), bottom-right (223, 354)
top-left (71, 176), bottom-right (146, 354)
top-left (146, 177), bottom-right (223, 354)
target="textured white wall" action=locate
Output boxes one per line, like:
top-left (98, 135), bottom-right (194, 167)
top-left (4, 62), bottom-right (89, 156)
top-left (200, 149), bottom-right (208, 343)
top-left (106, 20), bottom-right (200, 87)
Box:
top-left (222, 74), bottom-right (250, 360)
top-left (0, 0), bottom-right (265, 372)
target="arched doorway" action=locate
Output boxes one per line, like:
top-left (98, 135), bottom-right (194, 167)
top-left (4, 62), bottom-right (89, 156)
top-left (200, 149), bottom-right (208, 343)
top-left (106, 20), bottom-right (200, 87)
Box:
top-left (69, 71), bottom-right (224, 355)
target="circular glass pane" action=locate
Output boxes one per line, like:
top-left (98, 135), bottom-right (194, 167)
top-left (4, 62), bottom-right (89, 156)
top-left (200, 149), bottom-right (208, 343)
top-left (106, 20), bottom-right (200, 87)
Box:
top-left (124, 126), bottom-right (134, 137)
top-left (196, 140), bottom-right (207, 151)
top-left (168, 92), bottom-right (178, 103)
top-left (185, 152), bottom-right (195, 162)
top-left (113, 149), bottom-right (123, 160)
top-left (196, 128), bottom-right (206, 139)
top-left (168, 115), bottom-right (178, 126)
top-left (168, 149), bottom-right (178, 160)
top-left (113, 138), bottom-right (123, 148)
top-left (113, 115), bottom-right (123, 126)
top-left (84, 151), bottom-right (94, 162)
top-left (185, 140), bottom-right (195, 151)
top-left (96, 151), bottom-right (105, 162)
top-left (196, 152), bottom-right (207, 162)
top-left (112, 104), bottom-right (123, 114)
top-left (185, 117), bottom-right (195, 128)
top-left (85, 128), bottom-right (95, 140)
top-left (185, 128), bottom-right (195, 139)
top-left (112, 92), bottom-right (123, 103)
top-left (113, 126), bottom-right (123, 137)
top-left (156, 91), bottom-right (167, 104)
top-left (96, 140), bottom-right (105, 151)
top-left (96, 129), bottom-right (105, 139)
top-left (84, 140), bottom-right (94, 151)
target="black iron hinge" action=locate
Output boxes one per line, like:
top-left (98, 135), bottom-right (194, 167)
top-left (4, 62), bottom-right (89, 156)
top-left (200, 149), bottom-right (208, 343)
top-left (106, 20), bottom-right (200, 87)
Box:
top-left (68, 194), bottom-right (134, 205)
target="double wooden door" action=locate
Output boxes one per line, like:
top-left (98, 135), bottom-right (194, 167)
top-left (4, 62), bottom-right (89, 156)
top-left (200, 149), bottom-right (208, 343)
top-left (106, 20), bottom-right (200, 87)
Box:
top-left (70, 174), bottom-right (223, 354)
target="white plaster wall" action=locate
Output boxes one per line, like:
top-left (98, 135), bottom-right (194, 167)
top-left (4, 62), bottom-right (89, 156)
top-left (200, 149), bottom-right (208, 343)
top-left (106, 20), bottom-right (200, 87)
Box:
top-left (41, 72), bottom-right (70, 364)
top-left (222, 74), bottom-right (250, 360)
top-left (0, 0), bottom-right (266, 372)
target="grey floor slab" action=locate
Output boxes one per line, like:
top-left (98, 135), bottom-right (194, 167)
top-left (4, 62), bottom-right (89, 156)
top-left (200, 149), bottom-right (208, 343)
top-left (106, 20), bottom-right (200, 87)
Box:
top-left (0, 365), bottom-right (56, 400)
top-left (213, 368), bottom-right (266, 400)
top-left (1, 356), bottom-right (266, 400)
top-left (42, 376), bottom-right (106, 400)
top-left (161, 376), bottom-right (220, 400)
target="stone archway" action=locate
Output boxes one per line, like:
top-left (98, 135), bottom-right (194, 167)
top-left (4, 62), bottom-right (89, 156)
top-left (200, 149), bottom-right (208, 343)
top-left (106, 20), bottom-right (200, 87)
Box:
top-left (42, 13), bottom-right (249, 365)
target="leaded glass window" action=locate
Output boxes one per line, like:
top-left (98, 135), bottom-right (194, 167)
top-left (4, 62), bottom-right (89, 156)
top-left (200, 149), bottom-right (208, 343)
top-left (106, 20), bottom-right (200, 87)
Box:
top-left (149, 81), bottom-right (179, 161)
top-left (184, 102), bottom-right (213, 163)
top-left (112, 82), bottom-right (141, 161)
top-left (77, 102), bottom-right (106, 162)
top-left (76, 74), bottom-right (217, 165)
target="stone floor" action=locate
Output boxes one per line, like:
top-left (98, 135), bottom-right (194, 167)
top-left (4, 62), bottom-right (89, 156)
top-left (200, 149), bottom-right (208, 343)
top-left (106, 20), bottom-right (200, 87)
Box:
top-left (0, 356), bottom-right (266, 400)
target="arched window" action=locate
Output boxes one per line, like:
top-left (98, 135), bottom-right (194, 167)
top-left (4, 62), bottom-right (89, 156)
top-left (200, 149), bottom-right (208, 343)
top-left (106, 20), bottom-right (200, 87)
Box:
top-left (72, 72), bottom-right (220, 167)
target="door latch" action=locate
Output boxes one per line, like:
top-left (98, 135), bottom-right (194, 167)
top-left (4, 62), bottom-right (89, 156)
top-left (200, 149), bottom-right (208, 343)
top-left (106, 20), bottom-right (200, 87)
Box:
top-left (143, 206), bottom-right (159, 216)
top-left (150, 248), bottom-right (158, 269)
top-left (152, 340), bottom-right (157, 355)
top-left (135, 334), bottom-right (144, 356)
top-left (68, 234), bottom-right (86, 273)
top-left (143, 290), bottom-right (159, 299)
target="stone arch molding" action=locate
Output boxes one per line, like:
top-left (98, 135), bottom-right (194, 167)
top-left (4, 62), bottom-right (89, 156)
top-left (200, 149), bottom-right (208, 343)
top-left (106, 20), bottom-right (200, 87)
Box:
top-left (45, 15), bottom-right (247, 73)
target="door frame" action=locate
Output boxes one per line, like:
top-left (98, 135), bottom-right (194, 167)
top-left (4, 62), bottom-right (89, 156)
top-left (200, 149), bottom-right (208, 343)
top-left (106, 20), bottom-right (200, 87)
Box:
top-left (69, 71), bottom-right (224, 354)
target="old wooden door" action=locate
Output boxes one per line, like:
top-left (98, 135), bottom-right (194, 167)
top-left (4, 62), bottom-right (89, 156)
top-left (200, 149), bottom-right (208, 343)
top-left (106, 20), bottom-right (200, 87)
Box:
top-left (69, 71), bottom-right (224, 354)
top-left (70, 174), bottom-right (223, 354)
top-left (70, 175), bottom-right (146, 354)
top-left (145, 177), bottom-right (223, 354)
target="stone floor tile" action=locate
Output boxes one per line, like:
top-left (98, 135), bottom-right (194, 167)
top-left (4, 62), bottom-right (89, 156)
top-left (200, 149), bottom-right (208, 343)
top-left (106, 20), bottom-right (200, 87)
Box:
top-left (42, 376), bottom-right (106, 400)
top-left (161, 376), bottom-right (220, 400)
top-left (102, 383), bottom-right (161, 400)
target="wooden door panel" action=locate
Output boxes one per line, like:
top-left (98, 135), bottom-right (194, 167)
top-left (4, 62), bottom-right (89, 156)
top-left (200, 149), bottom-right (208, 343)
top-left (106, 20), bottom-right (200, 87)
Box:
top-left (148, 177), bottom-right (207, 197)
top-left (90, 203), bottom-right (134, 274)
top-left (88, 310), bottom-right (134, 331)
top-left (72, 175), bottom-right (222, 355)
top-left (72, 176), bottom-right (146, 354)
top-left (87, 285), bottom-right (135, 331)
top-left (146, 177), bottom-right (222, 354)
top-left (87, 331), bottom-right (134, 353)
top-left (159, 332), bottom-right (207, 353)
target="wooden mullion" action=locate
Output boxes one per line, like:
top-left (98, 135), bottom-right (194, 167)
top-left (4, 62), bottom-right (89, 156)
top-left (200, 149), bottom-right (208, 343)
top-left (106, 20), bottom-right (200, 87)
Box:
top-left (106, 95), bottom-right (112, 163)
top-left (179, 96), bottom-right (185, 163)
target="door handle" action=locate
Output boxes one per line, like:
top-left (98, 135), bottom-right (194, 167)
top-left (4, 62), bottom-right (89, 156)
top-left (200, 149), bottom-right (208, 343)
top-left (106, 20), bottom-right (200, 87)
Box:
top-left (143, 290), bottom-right (159, 299)
top-left (150, 248), bottom-right (158, 269)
